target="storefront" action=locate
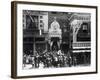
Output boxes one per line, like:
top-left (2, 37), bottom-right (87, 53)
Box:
top-left (70, 13), bottom-right (91, 65)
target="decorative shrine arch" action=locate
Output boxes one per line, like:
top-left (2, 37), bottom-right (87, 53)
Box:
top-left (48, 18), bottom-right (62, 50)
top-left (70, 13), bottom-right (91, 43)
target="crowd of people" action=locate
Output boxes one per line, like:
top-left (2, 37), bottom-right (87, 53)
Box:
top-left (23, 50), bottom-right (77, 69)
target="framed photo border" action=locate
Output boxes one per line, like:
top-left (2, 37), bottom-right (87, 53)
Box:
top-left (11, 1), bottom-right (98, 79)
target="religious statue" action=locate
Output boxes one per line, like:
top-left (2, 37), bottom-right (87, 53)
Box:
top-left (49, 17), bottom-right (61, 34)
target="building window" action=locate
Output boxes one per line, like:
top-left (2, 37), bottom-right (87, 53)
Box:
top-left (40, 24), bottom-right (43, 27)
top-left (77, 22), bottom-right (91, 41)
top-left (82, 23), bottom-right (88, 34)
top-left (40, 20), bottom-right (43, 23)
top-left (26, 15), bottom-right (39, 29)
top-left (40, 16), bottom-right (43, 19)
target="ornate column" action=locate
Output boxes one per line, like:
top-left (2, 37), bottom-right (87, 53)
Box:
top-left (33, 38), bottom-right (36, 55)
top-left (23, 14), bottom-right (26, 29)
top-left (58, 38), bottom-right (62, 49)
top-left (71, 20), bottom-right (82, 43)
top-left (50, 41), bottom-right (53, 50)
top-left (48, 39), bottom-right (51, 50)
top-left (45, 38), bottom-right (48, 51)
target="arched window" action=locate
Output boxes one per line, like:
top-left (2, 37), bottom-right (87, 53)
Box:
top-left (77, 22), bottom-right (91, 41)
top-left (26, 15), bottom-right (39, 29)
top-left (82, 23), bottom-right (88, 33)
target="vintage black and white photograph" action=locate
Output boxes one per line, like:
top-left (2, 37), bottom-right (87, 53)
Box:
top-left (22, 11), bottom-right (91, 69)
top-left (11, 1), bottom-right (97, 78)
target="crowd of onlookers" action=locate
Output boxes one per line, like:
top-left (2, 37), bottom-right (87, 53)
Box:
top-left (23, 50), bottom-right (76, 68)
top-left (23, 49), bottom-right (90, 69)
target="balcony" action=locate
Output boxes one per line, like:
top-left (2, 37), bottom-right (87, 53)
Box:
top-left (72, 42), bottom-right (91, 49)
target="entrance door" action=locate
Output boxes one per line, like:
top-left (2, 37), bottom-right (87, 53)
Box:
top-left (52, 41), bottom-right (58, 51)
top-left (51, 37), bottom-right (60, 51)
